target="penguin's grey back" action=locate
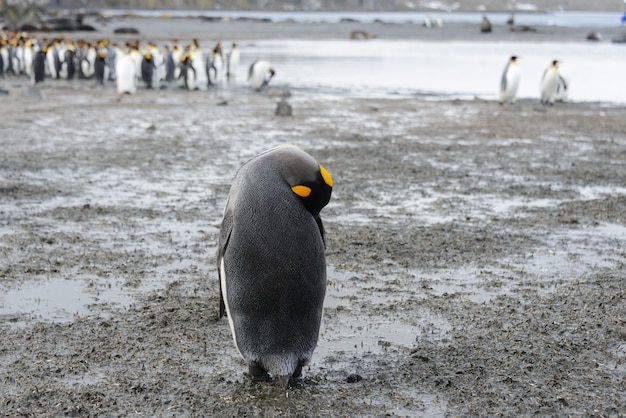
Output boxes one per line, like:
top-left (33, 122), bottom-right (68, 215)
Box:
top-left (219, 146), bottom-right (329, 379)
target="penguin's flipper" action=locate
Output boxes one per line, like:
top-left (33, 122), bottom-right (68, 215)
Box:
top-left (558, 74), bottom-right (568, 90)
top-left (218, 207), bottom-right (233, 318)
top-left (500, 62), bottom-right (510, 92)
top-left (247, 59), bottom-right (257, 82)
top-left (315, 215), bottom-right (326, 247)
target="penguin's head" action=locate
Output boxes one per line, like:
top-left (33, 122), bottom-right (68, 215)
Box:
top-left (551, 59), bottom-right (559, 67)
top-left (270, 145), bottom-right (333, 215)
top-left (510, 55), bottom-right (518, 62)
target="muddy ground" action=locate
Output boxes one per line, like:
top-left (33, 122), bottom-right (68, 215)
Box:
top-left (1, 19), bottom-right (626, 418)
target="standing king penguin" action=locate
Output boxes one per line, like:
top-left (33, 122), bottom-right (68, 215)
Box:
top-left (226, 42), bottom-right (239, 80)
top-left (115, 51), bottom-right (137, 94)
top-left (218, 145), bottom-right (333, 385)
top-left (554, 63), bottom-right (569, 102)
top-left (540, 59), bottom-right (560, 105)
top-left (32, 45), bottom-right (47, 84)
top-left (499, 55), bottom-right (520, 105)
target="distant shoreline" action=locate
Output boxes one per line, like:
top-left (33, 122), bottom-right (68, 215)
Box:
top-left (51, 13), bottom-right (626, 45)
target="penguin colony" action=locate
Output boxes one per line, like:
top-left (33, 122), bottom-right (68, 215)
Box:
top-left (499, 56), bottom-right (569, 105)
top-left (218, 145), bottom-right (333, 385)
top-left (0, 31), bottom-right (275, 93)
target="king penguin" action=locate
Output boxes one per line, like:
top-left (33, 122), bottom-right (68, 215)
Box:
top-left (115, 50), bottom-right (137, 95)
top-left (499, 55), bottom-right (520, 105)
top-left (540, 59), bottom-right (560, 105)
top-left (226, 42), bottom-right (240, 80)
top-left (94, 49), bottom-right (107, 86)
top-left (218, 144), bottom-right (333, 385)
top-left (247, 59), bottom-right (275, 91)
top-left (32, 45), bottom-right (47, 84)
top-left (141, 52), bottom-right (155, 89)
top-left (554, 63), bottom-right (569, 102)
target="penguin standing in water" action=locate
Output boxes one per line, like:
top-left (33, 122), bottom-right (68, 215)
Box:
top-left (32, 45), bottom-right (47, 84)
top-left (226, 42), bottom-right (240, 80)
top-left (218, 145), bottom-right (333, 385)
top-left (189, 39), bottom-right (207, 88)
top-left (499, 55), bottom-right (520, 105)
top-left (206, 44), bottom-right (224, 87)
top-left (247, 59), bottom-right (275, 91)
top-left (540, 59), bottom-right (560, 105)
top-left (480, 15), bottom-right (492, 33)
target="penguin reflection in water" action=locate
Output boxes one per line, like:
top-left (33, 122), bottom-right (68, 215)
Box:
top-left (218, 145), bottom-right (333, 385)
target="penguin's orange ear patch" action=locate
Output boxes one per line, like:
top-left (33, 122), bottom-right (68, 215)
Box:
top-left (291, 185), bottom-right (312, 197)
top-left (319, 165), bottom-right (332, 187)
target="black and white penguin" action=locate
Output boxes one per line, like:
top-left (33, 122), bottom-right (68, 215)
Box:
top-left (247, 59), bottom-right (275, 91)
top-left (226, 42), bottom-right (239, 80)
top-left (141, 52), bottom-right (155, 88)
top-left (32, 45), bottom-right (47, 84)
top-left (540, 59), bottom-right (560, 105)
top-left (179, 53), bottom-right (196, 90)
top-left (554, 63), bottom-right (569, 102)
top-left (49, 39), bottom-right (63, 79)
top-left (163, 45), bottom-right (175, 82)
top-left (218, 144), bottom-right (333, 385)
top-left (499, 55), bottom-right (520, 105)
top-left (81, 42), bottom-right (96, 79)
top-left (60, 47), bottom-right (76, 80)
top-left (480, 15), bottom-right (492, 33)
top-left (115, 50), bottom-right (137, 94)
top-left (94, 49), bottom-right (107, 85)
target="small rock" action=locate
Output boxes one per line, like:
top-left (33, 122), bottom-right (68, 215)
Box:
top-left (275, 99), bottom-right (293, 117)
top-left (346, 373), bottom-right (363, 383)
top-left (586, 31), bottom-right (602, 41)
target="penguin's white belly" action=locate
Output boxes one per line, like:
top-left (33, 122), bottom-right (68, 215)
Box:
top-left (541, 70), bottom-right (559, 104)
top-left (116, 55), bottom-right (137, 94)
top-left (500, 67), bottom-right (520, 103)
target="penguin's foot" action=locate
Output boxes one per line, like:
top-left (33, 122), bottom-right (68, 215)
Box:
top-left (291, 360), bottom-right (305, 380)
top-left (246, 361), bottom-right (271, 382)
top-left (274, 374), bottom-right (291, 386)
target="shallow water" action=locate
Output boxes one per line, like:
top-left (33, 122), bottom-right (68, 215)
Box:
top-left (241, 39), bottom-right (626, 103)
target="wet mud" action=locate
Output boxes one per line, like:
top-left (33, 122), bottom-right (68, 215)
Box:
top-left (1, 52), bottom-right (625, 416)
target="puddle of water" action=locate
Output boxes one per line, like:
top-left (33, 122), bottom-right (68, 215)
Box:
top-left (0, 277), bottom-right (142, 325)
top-left (316, 266), bottom-right (452, 366)
top-left (577, 185), bottom-right (626, 200)
top-left (594, 222), bottom-right (626, 239)
top-left (0, 279), bottom-right (93, 322)
top-left (416, 268), bottom-right (514, 303)
top-left (59, 368), bottom-right (107, 387)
